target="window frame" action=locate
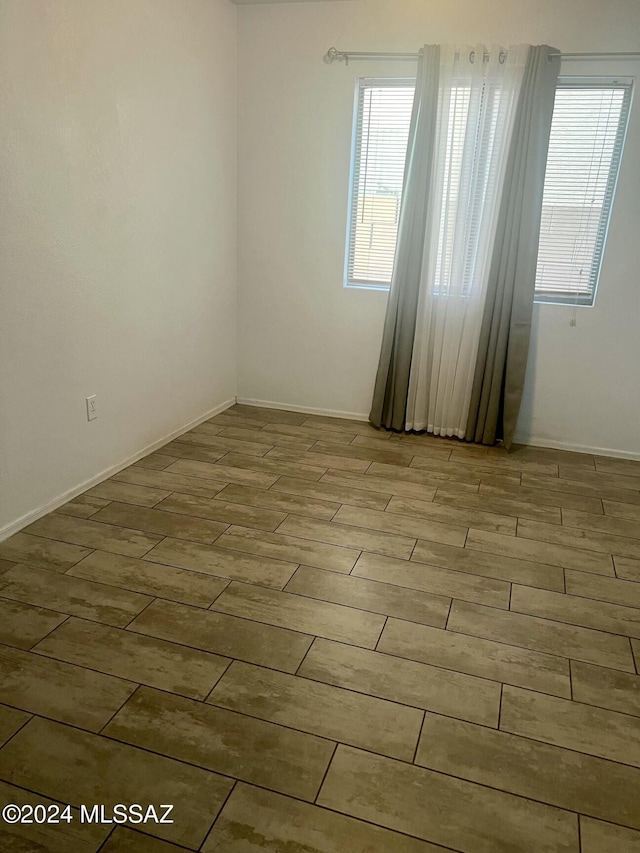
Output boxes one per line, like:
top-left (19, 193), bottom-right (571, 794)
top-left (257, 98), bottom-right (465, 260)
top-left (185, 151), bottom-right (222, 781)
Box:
top-left (534, 75), bottom-right (633, 308)
top-left (343, 77), bottom-right (416, 291)
top-left (343, 73), bottom-right (633, 307)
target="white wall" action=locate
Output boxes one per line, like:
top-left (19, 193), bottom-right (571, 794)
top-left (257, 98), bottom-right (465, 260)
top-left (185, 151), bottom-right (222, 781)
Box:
top-left (1, 0), bottom-right (638, 539)
top-left (236, 0), bottom-right (640, 457)
top-left (0, 0), bottom-right (237, 536)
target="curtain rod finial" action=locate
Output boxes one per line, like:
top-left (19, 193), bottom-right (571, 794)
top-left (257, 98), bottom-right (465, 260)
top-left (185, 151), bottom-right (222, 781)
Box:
top-left (324, 47), bottom-right (348, 65)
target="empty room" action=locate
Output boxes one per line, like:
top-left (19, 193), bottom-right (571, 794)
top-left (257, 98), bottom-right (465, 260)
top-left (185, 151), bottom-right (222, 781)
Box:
top-left (1, 0), bottom-right (640, 851)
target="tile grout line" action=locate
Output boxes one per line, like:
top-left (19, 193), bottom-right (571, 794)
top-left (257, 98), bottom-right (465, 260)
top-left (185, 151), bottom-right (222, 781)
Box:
top-left (280, 659), bottom-right (508, 720)
top-left (0, 711), bottom-right (34, 754)
top-left (198, 779), bottom-right (238, 852)
top-left (27, 614), bottom-right (72, 651)
top-left (576, 813), bottom-right (582, 853)
top-left (122, 596), bottom-right (159, 631)
top-left (313, 741), bottom-right (339, 806)
top-left (374, 616), bottom-right (389, 652)
top-left (568, 659), bottom-right (574, 701)
top-left (441, 610), bottom-right (637, 666)
top-left (411, 710), bottom-right (427, 764)
top-left (94, 709), bottom-right (640, 822)
top-left (98, 683), bottom-right (143, 736)
top-left (114, 592), bottom-right (608, 707)
top-left (5, 543), bottom-right (638, 657)
top-left (444, 600), bottom-right (453, 630)
top-left (382, 605), bottom-right (636, 672)
top-left (7, 561), bottom-right (638, 669)
top-left (630, 638), bottom-right (639, 675)
top-left (293, 634), bottom-right (316, 676)
top-left (67, 556), bottom-right (233, 611)
top-left (23, 631), bottom-right (229, 706)
top-left (93, 827), bottom-right (117, 853)
top-left (496, 683), bottom-right (504, 730)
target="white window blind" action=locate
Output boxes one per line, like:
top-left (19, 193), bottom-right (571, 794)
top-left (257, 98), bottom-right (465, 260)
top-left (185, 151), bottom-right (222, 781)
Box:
top-left (345, 79), bottom-right (415, 288)
top-left (535, 78), bottom-right (632, 305)
top-left (344, 75), bottom-right (632, 302)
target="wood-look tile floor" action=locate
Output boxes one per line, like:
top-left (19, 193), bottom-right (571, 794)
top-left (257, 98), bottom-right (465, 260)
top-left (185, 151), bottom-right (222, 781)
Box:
top-left (1, 404), bottom-right (640, 852)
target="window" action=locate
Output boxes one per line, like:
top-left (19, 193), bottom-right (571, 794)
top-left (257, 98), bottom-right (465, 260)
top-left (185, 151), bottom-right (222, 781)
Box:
top-left (344, 76), bottom-right (632, 305)
top-left (345, 79), bottom-right (415, 289)
top-left (535, 78), bottom-right (632, 305)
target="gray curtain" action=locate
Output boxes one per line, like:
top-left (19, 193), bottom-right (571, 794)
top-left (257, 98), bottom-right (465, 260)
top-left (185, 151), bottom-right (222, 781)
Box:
top-left (465, 45), bottom-right (559, 448)
top-left (369, 45), bottom-right (440, 430)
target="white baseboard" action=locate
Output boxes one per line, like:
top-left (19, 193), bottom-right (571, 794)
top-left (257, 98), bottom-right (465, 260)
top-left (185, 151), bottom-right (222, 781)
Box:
top-left (513, 433), bottom-right (640, 461)
top-left (0, 397), bottom-right (236, 543)
top-left (236, 397), bottom-right (370, 423)
top-left (10, 391), bottom-right (635, 544)
top-left (240, 398), bottom-right (640, 460)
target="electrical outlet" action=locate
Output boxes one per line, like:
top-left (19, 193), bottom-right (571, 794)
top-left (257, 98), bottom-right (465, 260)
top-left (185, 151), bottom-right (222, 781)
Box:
top-left (86, 395), bottom-right (97, 421)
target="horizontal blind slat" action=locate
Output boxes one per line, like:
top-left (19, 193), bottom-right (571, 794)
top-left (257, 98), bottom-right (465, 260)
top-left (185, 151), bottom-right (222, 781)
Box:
top-left (347, 79), bottom-right (415, 286)
top-left (535, 80), bottom-right (632, 304)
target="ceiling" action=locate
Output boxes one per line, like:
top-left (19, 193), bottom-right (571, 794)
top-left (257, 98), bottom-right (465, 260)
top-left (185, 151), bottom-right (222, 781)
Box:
top-left (231, 0), bottom-right (355, 5)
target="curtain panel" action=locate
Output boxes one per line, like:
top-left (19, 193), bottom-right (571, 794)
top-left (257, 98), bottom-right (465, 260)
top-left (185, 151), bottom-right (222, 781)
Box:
top-left (369, 43), bottom-right (559, 448)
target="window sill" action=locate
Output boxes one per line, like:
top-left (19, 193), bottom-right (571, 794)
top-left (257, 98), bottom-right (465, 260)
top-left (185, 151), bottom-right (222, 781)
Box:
top-left (344, 283), bottom-right (391, 293)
